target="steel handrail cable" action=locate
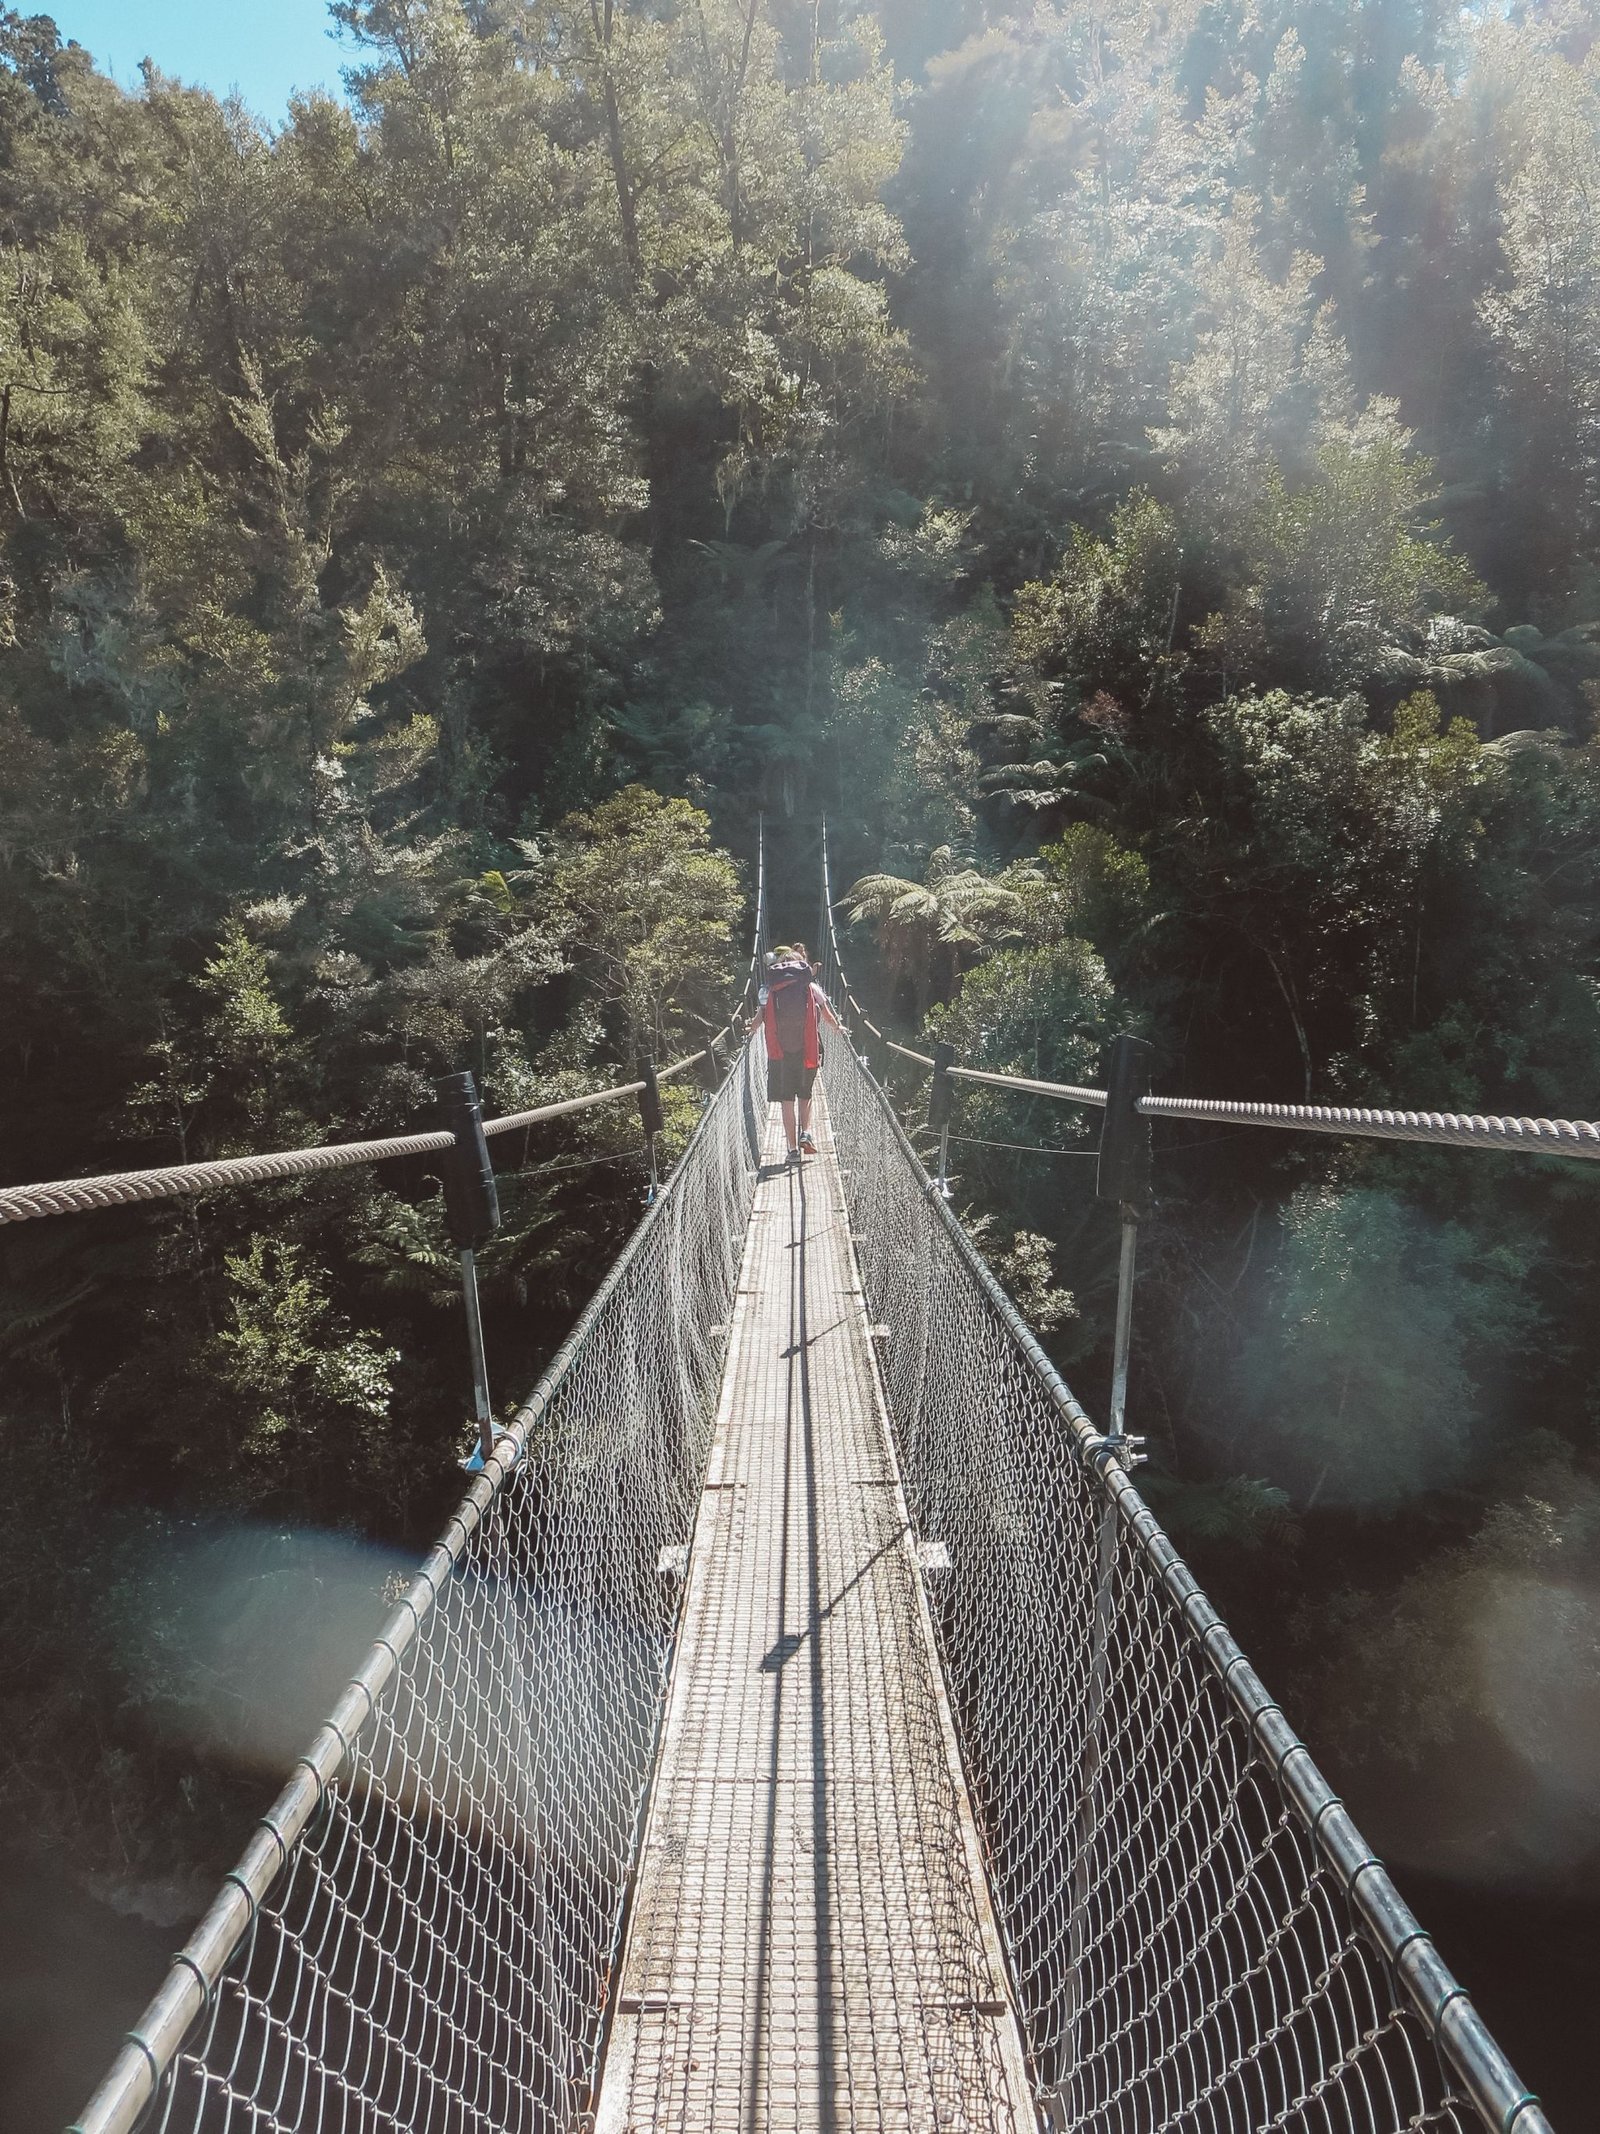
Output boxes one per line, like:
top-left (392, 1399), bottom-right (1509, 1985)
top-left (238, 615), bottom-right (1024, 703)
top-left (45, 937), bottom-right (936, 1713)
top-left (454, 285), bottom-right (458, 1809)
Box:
top-left (844, 984), bottom-right (894, 1051)
top-left (69, 1034), bottom-right (766, 2134)
top-left (819, 943), bottom-right (896, 1053)
top-left (817, 982), bottom-right (1552, 2134)
top-left (815, 821), bottom-right (1548, 2133)
top-left (951, 1063), bottom-right (1107, 1107)
top-left (70, 826), bottom-right (773, 2134)
top-left (1, 1085), bottom-right (634, 1227)
top-left (695, 813), bottom-right (766, 1064)
top-left (817, 823), bottom-right (930, 1068)
top-left (1136, 1091), bottom-right (1600, 1159)
top-left (481, 1043), bottom-right (707, 1140)
top-left (902, 1065), bottom-right (1600, 1157)
top-left (814, 827), bottom-right (1598, 1157)
top-left (0, 1125), bottom-right (455, 1226)
top-left (817, 819), bottom-right (852, 1016)
top-left (4, 810), bottom-right (774, 1228)
top-left (817, 894), bottom-right (1599, 1163)
top-left (867, 1061), bottom-right (1600, 1154)
top-left (0, 1004), bottom-right (735, 1226)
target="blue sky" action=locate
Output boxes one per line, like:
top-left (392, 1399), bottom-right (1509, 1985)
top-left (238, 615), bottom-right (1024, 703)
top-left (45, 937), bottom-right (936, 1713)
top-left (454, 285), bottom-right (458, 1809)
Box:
top-left (50, 0), bottom-right (356, 117)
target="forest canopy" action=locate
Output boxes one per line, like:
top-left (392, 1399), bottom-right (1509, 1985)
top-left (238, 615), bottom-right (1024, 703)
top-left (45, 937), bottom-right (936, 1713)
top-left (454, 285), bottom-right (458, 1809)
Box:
top-left (3, 3), bottom-right (1600, 2104)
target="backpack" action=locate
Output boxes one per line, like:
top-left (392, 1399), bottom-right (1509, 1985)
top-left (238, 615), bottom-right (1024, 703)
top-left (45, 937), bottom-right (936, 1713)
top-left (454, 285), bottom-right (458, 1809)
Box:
top-left (768, 963), bottom-right (811, 1057)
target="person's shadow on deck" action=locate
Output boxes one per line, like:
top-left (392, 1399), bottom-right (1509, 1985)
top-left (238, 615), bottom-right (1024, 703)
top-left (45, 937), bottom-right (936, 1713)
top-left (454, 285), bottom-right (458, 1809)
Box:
top-left (747, 1151), bottom-right (841, 2128)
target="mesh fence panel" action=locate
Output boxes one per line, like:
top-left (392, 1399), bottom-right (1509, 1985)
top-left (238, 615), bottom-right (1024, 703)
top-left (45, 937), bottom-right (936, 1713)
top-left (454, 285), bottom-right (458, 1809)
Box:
top-left (818, 1032), bottom-right (1485, 2134)
top-left (135, 1042), bottom-right (763, 2134)
top-left (80, 893), bottom-right (1546, 2134)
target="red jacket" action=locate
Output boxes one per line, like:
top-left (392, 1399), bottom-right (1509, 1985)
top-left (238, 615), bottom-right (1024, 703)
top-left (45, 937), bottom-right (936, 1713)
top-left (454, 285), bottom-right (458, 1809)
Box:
top-left (762, 971), bottom-right (823, 1069)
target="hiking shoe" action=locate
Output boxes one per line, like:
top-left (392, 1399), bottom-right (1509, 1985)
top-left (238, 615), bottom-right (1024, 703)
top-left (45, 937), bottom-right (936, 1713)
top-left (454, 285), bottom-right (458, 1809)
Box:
top-left (786, 1146), bottom-right (802, 1167)
top-left (799, 1129), bottom-right (816, 1153)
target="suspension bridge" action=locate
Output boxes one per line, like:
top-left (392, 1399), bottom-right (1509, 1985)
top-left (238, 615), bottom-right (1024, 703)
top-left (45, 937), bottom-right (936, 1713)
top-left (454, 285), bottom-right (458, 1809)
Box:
top-left (2, 828), bottom-right (1575, 2134)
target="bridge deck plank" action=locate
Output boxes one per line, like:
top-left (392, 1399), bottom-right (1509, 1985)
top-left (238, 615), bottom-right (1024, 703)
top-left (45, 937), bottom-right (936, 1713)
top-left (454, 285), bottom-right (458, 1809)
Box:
top-left (594, 1102), bottom-right (1034, 2132)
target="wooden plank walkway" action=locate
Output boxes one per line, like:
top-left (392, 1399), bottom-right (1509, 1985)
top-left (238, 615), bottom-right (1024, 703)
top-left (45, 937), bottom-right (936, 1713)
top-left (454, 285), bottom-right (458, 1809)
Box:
top-left (595, 1100), bottom-right (1035, 2133)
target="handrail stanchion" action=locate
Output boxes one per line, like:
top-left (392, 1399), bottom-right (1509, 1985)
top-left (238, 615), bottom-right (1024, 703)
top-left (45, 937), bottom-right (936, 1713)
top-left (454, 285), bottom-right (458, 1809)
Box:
top-left (929, 1040), bottom-right (956, 1199)
top-left (1096, 1032), bottom-right (1154, 1451)
top-left (639, 1058), bottom-right (665, 1201)
top-left (437, 1071), bottom-right (502, 1467)
top-left (1060, 1031), bottom-right (1156, 2124)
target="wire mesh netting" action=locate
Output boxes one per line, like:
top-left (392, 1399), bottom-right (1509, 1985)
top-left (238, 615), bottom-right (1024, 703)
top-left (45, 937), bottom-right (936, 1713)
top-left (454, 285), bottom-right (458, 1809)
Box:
top-left (118, 1041), bottom-right (764, 2134)
top-left (78, 818), bottom-right (1549, 2134)
top-left (816, 1023), bottom-right (1495, 2134)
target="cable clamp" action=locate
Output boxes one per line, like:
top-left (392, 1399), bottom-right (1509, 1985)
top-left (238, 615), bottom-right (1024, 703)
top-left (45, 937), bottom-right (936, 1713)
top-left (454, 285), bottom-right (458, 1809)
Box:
top-left (122, 2029), bottom-right (162, 2096)
top-left (169, 1949), bottom-right (216, 2014)
top-left (460, 1422), bottom-right (521, 1475)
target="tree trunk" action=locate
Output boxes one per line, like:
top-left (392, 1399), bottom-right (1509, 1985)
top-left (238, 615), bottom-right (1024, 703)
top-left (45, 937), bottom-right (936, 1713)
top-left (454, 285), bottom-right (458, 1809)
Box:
top-left (592, 0), bottom-right (640, 280)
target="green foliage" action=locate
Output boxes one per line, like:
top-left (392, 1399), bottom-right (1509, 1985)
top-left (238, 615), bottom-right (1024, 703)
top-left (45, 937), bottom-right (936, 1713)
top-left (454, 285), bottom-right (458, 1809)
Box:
top-left (1298, 1443), bottom-right (1600, 1892)
top-left (210, 1238), bottom-right (400, 1495)
top-left (1236, 1185), bottom-right (1541, 1511)
top-left (544, 787), bottom-right (741, 1059)
top-left (1137, 1473), bottom-right (1293, 1553)
top-left (842, 846), bottom-right (1027, 1015)
top-left (1013, 493), bottom-right (1185, 717)
top-left (925, 938), bottom-right (1116, 1089)
top-left (984, 1227), bottom-right (1077, 1336)
top-left (1250, 433), bottom-right (1487, 685)
top-left (1031, 825), bottom-right (1154, 959)
top-left (4, 0), bottom-right (1600, 2005)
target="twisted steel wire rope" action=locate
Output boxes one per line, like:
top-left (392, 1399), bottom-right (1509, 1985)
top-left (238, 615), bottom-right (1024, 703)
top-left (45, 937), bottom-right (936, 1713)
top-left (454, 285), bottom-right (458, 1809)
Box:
top-left (816, 826), bottom-right (1549, 2134)
top-left (66, 824), bottom-right (1554, 2134)
top-left (72, 1036), bottom-right (768, 2134)
top-left (814, 827), bottom-right (1597, 1159)
top-left (71, 834), bottom-right (773, 2134)
top-left (0, 1039), bottom-right (729, 1227)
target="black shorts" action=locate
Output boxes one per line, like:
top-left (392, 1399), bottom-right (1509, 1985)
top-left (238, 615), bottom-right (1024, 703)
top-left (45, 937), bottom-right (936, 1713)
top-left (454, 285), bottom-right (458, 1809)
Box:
top-left (767, 1055), bottom-right (816, 1103)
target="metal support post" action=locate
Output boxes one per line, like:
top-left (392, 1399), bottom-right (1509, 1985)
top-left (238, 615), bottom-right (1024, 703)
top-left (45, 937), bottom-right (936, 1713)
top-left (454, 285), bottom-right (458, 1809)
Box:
top-left (459, 1246), bottom-right (493, 1464)
top-left (1058, 1031), bottom-right (1156, 2118)
top-left (1108, 1212), bottom-right (1139, 1444)
top-left (437, 1071), bottom-right (501, 1465)
top-left (639, 1058), bottom-right (665, 1202)
top-left (928, 1040), bottom-right (956, 1199)
top-left (1095, 1032), bottom-right (1154, 1454)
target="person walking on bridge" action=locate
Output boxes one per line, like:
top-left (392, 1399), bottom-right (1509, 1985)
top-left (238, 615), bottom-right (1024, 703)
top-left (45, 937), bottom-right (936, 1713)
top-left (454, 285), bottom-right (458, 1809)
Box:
top-left (752, 944), bottom-right (841, 1165)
